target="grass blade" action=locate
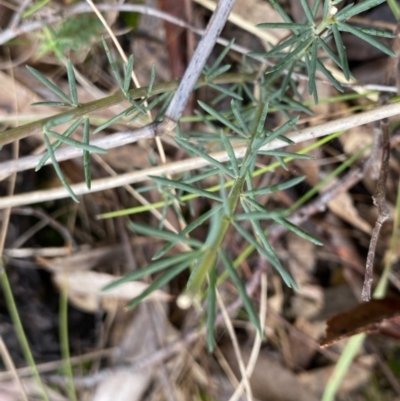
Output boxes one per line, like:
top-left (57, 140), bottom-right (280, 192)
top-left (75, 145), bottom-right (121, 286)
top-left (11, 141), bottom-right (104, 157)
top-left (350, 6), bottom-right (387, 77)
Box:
top-left (83, 117), bottom-right (91, 189)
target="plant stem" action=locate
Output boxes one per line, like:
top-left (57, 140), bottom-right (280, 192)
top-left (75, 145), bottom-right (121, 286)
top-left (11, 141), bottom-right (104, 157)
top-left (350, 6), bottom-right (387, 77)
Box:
top-left (181, 103), bottom-right (265, 303)
top-left (0, 260), bottom-right (49, 401)
top-left (0, 72), bottom-right (256, 147)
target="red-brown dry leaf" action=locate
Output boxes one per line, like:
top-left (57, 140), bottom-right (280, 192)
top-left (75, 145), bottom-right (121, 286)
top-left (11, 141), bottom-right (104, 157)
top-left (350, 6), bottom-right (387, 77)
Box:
top-left (321, 296), bottom-right (400, 347)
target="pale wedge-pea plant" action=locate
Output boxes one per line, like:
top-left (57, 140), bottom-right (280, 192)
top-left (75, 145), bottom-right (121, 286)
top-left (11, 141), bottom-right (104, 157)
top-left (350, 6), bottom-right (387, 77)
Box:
top-left (3, 0), bottom-right (395, 351)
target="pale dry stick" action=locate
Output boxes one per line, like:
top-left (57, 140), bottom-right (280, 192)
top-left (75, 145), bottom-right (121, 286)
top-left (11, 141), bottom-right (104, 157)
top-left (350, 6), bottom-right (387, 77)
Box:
top-left (7, 0), bottom-right (31, 30)
top-left (4, 247), bottom-right (72, 258)
top-left (86, 0), bottom-right (234, 230)
top-left (1, 99), bottom-right (400, 208)
top-left (229, 273), bottom-right (267, 401)
top-left (3, 98), bottom-right (400, 178)
top-left (217, 289), bottom-right (254, 401)
top-left (0, 336), bottom-right (29, 401)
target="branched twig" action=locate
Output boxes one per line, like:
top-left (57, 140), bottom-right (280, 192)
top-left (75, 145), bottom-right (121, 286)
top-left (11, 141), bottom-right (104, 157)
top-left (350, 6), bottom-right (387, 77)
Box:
top-left (362, 117), bottom-right (390, 301)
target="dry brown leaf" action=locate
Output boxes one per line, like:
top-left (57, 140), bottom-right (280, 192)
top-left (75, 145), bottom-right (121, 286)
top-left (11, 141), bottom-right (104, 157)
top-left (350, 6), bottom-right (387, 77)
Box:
top-left (321, 296), bottom-right (400, 347)
top-left (53, 271), bottom-right (170, 312)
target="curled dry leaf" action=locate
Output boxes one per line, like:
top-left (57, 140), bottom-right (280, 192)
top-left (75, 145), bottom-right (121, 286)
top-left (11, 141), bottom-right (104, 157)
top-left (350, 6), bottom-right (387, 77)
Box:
top-left (53, 271), bottom-right (171, 313)
top-left (321, 296), bottom-right (400, 347)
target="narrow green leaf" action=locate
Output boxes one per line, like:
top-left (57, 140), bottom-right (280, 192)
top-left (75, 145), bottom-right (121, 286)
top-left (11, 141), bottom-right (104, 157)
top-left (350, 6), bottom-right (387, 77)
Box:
top-left (45, 130), bottom-right (107, 154)
top-left (280, 61), bottom-right (295, 99)
top-left (102, 37), bottom-right (123, 89)
top-left (244, 176), bottom-right (305, 197)
top-left (308, 40), bottom-right (318, 103)
top-left (258, 150), bottom-right (313, 160)
top-left (149, 175), bottom-right (223, 202)
top-left (175, 138), bottom-right (235, 178)
top-left (126, 95), bottom-right (148, 114)
top-left (260, 116), bottom-right (299, 147)
top-left (207, 265), bottom-right (217, 352)
top-left (128, 221), bottom-right (203, 248)
top-left (331, 23), bottom-right (350, 80)
top-left (43, 134), bottom-right (79, 202)
top-left (257, 30), bottom-right (310, 58)
top-left (300, 0), bottom-right (315, 23)
top-left (255, 102), bottom-right (269, 137)
top-left (220, 130), bottom-right (239, 177)
top-left (123, 55), bottom-right (134, 94)
top-left (267, 36), bottom-right (314, 74)
top-left (198, 100), bottom-right (244, 137)
top-left (93, 106), bottom-right (135, 134)
top-left (275, 155), bottom-right (289, 171)
top-left (337, 22), bottom-right (396, 57)
top-left (219, 250), bottom-right (262, 335)
top-left (66, 60), bottom-right (78, 106)
top-left (231, 99), bottom-right (250, 136)
top-left (335, 0), bottom-right (386, 21)
top-left (316, 59), bottom-right (344, 92)
top-left (234, 211), bottom-right (284, 221)
top-left (31, 101), bottom-right (72, 107)
top-left (323, 0), bottom-right (330, 18)
top-left (127, 261), bottom-right (190, 309)
top-left (257, 22), bottom-right (309, 29)
top-left (312, 0), bottom-right (323, 17)
top-left (27, 66), bottom-right (72, 105)
top-left (318, 37), bottom-right (342, 70)
top-left (207, 65), bottom-right (232, 81)
top-left (358, 28), bottom-right (394, 39)
top-left (183, 168), bottom-right (220, 184)
top-left (103, 251), bottom-right (201, 290)
top-left (208, 82), bottom-right (243, 101)
top-left (153, 205), bottom-right (223, 260)
top-left (232, 221), bottom-right (295, 288)
top-left (83, 118), bottom-right (91, 190)
top-left (36, 117), bottom-right (83, 171)
top-left (273, 217), bottom-right (323, 245)
top-left (148, 64), bottom-right (156, 95)
top-left (207, 39), bottom-right (235, 77)
top-left (269, 0), bottom-right (293, 23)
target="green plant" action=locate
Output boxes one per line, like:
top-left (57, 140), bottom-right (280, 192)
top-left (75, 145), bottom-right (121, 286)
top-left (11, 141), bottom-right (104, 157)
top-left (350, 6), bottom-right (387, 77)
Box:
top-left (0, 0), bottom-right (396, 354)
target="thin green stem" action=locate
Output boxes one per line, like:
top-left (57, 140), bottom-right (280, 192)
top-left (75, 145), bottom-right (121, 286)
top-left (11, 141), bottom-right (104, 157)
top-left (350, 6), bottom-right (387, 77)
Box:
top-left (0, 260), bottom-right (49, 401)
top-left (0, 72), bottom-right (257, 147)
top-left (59, 285), bottom-right (77, 401)
top-left (182, 103), bottom-right (265, 301)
